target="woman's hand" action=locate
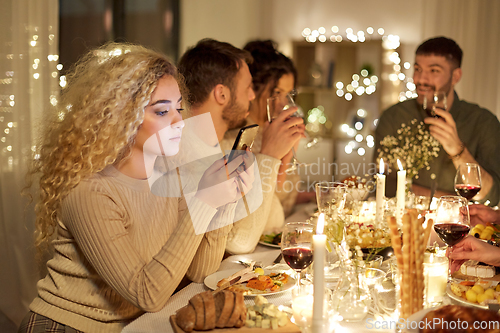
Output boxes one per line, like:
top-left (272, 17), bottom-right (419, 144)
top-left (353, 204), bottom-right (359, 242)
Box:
top-left (195, 156), bottom-right (243, 208)
top-left (469, 204), bottom-right (500, 226)
top-left (447, 236), bottom-right (500, 273)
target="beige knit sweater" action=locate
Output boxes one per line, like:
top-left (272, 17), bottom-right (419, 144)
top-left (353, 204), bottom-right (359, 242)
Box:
top-left (30, 166), bottom-right (234, 333)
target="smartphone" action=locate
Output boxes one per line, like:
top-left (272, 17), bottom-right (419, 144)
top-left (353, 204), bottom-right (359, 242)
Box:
top-left (227, 124), bottom-right (259, 163)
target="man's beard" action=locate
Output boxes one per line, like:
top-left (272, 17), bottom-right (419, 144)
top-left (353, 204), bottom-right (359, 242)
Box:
top-left (222, 95), bottom-right (248, 130)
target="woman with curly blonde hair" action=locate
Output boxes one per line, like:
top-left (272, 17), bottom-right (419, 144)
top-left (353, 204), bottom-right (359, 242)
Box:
top-left (19, 42), bottom-right (251, 333)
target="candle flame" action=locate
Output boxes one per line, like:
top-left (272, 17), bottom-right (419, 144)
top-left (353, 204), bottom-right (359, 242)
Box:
top-left (317, 213), bottom-right (325, 234)
top-left (397, 159), bottom-right (403, 171)
top-left (430, 253), bottom-right (434, 263)
top-left (379, 159), bottom-right (384, 174)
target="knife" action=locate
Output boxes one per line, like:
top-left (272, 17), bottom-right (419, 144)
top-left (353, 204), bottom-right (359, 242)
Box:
top-left (273, 252), bottom-right (283, 264)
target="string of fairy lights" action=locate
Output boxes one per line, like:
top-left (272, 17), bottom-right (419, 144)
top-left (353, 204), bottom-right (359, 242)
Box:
top-left (300, 26), bottom-right (417, 157)
top-left (1, 28), bottom-right (60, 170)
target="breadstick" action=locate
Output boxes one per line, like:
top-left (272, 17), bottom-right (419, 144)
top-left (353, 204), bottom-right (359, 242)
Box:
top-left (423, 218), bottom-right (434, 248)
top-left (388, 216), bottom-right (403, 268)
top-left (411, 212), bottom-right (424, 313)
top-left (402, 213), bottom-right (411, 318)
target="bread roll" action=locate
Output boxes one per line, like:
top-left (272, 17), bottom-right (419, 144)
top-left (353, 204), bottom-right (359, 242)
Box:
top-left (215, 290), bottom-right (234, 328)
top-left (175, 290), bottom-right (247, 331)
top-left (199, 291), bottom-right (216, 330)
top-left (188, 293), bottom-right (205, 330)
top-left (175, 304), bottom-right (196, 332)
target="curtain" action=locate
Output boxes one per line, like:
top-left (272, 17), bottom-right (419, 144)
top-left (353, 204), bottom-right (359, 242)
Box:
top-left (422, 0), bottom-right (500, 117)
top-left (0, 0), bottom-right (59, 326)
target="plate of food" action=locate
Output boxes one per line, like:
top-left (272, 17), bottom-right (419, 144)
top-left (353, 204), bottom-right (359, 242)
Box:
top-left (204, 268), bottom-right (295, 296)
top-left (447, 279), bottom-right (500, 309)
top-left (259, 232), bottom-right (282, 248)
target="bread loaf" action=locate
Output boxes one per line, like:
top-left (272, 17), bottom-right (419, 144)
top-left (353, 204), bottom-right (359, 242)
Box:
top-left (175, 290), bottom-right (247, 332)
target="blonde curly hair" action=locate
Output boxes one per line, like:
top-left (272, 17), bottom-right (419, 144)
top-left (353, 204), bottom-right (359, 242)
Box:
top-left (30, 42), bottom-right (182, 247)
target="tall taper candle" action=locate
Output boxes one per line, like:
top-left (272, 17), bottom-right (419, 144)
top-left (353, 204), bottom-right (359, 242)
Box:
top-left (396, 159), bottom-right (406, 224)
top-left (312, 213), bottom-right (326, 333)
top-left (376, 159), bottom-right (386, 225)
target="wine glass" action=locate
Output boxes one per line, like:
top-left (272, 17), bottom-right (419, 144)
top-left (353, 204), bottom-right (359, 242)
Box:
top-left (315, 182), bottom-right (348, 275)
top-left (454, 163), bottom-right (482, 201)
top-left (315, 181), bottom-right (348, 218)
top-left (267, 93), bottom-right (309, 173)
top-left (281, 222), bottom-right (315, 291)
top-left (433, 196), bottom-right (470, 279)
top-left (423, 91), bottom-right (447, 118)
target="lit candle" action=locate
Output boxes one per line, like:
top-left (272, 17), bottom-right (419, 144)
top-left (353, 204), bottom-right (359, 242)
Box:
top-left (396, 159), bottom-right (406, 224)
top-left (312, 213), bottom-right (326, 333)
top-left (376, 159), bottom-right (386, 224)
top-left (423, 253), bottom-right (448, 307)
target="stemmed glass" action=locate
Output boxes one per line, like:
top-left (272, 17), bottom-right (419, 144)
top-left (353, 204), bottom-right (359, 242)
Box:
top-left (454, 163), bottom-right (482, 202)
top-left (315, 182), bottom-right (348, 273)
top-left (433, 196), bottom-right (470, 279)
top-left (281, 222), bottom-right (314, 292)
top-left (267, 93), bottom-right (311, 173)
top-left (423, 91), bottom-right (447, 118)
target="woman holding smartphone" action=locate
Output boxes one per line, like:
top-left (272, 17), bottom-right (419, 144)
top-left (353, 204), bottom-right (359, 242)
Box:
top-left (19, 42), bottom-right (252, 333)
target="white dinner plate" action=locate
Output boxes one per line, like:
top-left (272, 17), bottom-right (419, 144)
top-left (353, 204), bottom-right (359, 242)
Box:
top-left (204, 268), bottom-right (296, 297)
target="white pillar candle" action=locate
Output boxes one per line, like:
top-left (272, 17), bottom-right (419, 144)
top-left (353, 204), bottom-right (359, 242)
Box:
top-left (423, 253), bottom-right (448, 307)
top-left (312, 213), bottom-right (326, 333)
top-left (396, 159), bottom-right (406, 224)
top-left (376, 159), bottom-right (386, 225)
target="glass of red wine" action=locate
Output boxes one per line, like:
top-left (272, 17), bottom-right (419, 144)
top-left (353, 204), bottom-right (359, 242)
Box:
top-left (454, 163), bottom-right (482, 201)
top-left (281, 222), bottom-right (314, 291)
top-left (433, 196), bottom-right (470, 279)
top-left (423, 91), bottom-right (447, 118)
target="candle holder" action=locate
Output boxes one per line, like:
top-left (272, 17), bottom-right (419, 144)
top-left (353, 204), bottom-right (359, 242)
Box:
top-left (423, 252), bottom-right (448, 308)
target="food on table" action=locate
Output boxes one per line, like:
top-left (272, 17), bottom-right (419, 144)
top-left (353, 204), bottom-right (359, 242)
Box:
top-left (450, 280), bottom-right (500, 305)
top-left (259, 232), bottom-right (282, 246)
top-left (420, 304), bottom-right (500, 333)
top-left (245, 295), bottom-right (289, 329)
top-left (345, 222), bottom-right (392, 248)
top-left (459, 260), bottom-right (496, 278)
top-left (216, 267), bottom-right (290, 296)
top-left (216, 265), bottom-right (258, 291)
top-left (469, 222), bottom-right (500, 241)
top-left (175, 290), bottom-right (246, 332)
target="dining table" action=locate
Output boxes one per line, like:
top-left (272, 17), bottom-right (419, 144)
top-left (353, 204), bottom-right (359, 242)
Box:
top-left (122, 203), bottom-right (458, 333)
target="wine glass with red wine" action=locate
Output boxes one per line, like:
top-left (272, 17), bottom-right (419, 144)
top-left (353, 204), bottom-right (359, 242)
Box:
top-left (454, 163), bottom-right (482, 201)
top-left (423, 91), bottom-right (447, 118)
top-left (281, 222), bottom-right (314, 291)
top-left (433, 196), bottom-right (470, 279)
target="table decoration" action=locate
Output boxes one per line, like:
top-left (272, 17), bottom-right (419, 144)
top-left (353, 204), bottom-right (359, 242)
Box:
top-left (423, 252), bottom-right (448, 307)
top-left (312, 213), bottom-right (326, 333)
top-left (377, 119), bottom-right (440, 181)
top-left (331, 253), bottom-right (370, 322)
